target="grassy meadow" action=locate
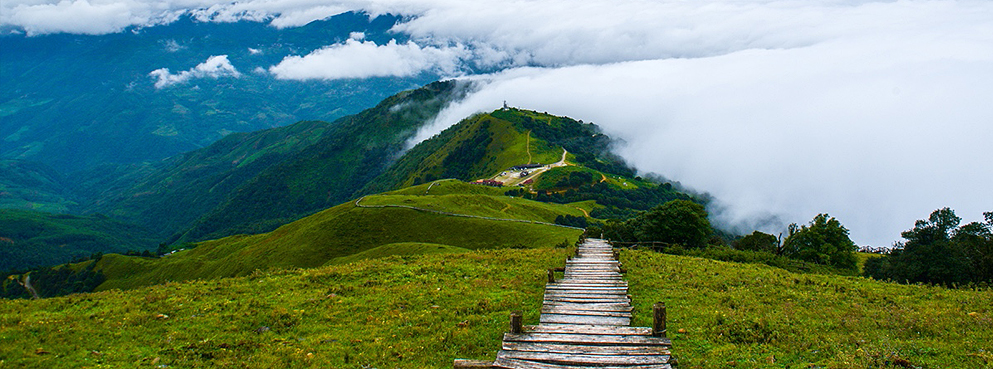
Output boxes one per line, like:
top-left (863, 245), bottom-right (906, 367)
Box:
top-left (1, 246), bottom-right (989, 368)
top-left (623, 250), bottom-right (993, 368)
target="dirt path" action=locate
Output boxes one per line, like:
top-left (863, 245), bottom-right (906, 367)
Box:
top-left (526, 131), bottom-right (533, 164)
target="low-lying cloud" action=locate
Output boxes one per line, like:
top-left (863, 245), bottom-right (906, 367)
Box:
top-left (268, 38), bottom-right (467, 80)
top-left (413, 24), bottom-right (993, 246)
top-left (149, 55), bottom-right (241, 88)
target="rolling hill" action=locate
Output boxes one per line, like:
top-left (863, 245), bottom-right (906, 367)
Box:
top-left (58, 180), bottom-right (585, 292)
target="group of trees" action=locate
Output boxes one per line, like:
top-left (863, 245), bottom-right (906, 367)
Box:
top-left (733, 214), bottom-right (858, 271)
top-left (594, 200), bottom-right (714, 248)
top-left (1, 257), bottom-right (106, 299)
top-left (864, 208), bottom-right (992, 286)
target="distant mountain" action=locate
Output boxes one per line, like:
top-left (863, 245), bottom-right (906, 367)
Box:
top-left (75, 120), bottom-right (336, 239)
top-left (0, 11), bottom-right (435, 174)
top-left (0, 209), bottom-right (158, 271)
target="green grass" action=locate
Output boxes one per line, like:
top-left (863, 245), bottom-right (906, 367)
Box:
top-left (0, 247), bottom-right (572, 369)
top-left (387, 179), bottom-right (508, 197)
top-left (88, 192), bottom-right (582, 291)
top-left (324, 242), bottom-right (470, 266)
top-left (2, 247), bottom-right (989, 368)
top-left (622, 249), bottom-right (993, 368)
top-left (358, 193), bottom-right (586, 223)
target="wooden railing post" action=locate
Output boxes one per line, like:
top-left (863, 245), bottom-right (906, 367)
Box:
top-left (652, 302), bottom-right (667, 337)
top-left (547, 269), bottom-right (555, 283)
top-left (510, 311), bottom-right (523, 334)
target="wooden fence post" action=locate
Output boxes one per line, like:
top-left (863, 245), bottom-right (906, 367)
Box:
top-left (510, 311), bottom-right (523, 334)
top-left (547, 269), bottom-right (555, 283)
top-left (653, 302), bottom-right (667, 337)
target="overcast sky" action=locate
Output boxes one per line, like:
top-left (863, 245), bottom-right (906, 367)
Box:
top-left (4, 0), bottom-right (991, 246)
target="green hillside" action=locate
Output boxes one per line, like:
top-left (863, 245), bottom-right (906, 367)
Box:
top-left (1, 247), bottom-right (988, 368)
top-left (0, 209), bottom-right (158, 271)
top-left (173, 80), bottom-right (469, 243)
top-left (81, 187), bottom-right (583, 292)
top-left (361, 111), bottom-right (563, 192)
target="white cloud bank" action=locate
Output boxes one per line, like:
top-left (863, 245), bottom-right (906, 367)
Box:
top-left (268, 38), bottom-right (467, 80)
top-left (149, 55), bottom-right (241, 88)
top-left (413, 20), bottom-right (993, 246)
top-left (4, 0), bottom-right (992, 246)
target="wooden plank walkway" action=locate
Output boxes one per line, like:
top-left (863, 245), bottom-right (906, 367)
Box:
top-left (455, 239), bottom-right (675, 368)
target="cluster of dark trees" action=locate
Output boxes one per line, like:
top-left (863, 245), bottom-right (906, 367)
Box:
top-left (554, 214), bottom-right (589, 228)
top-left (593, 200), bottom-right (714, 248)
top-left (1, 256), bottom-right (106, 299)
top-left (593, 202), bottom-right (861, 272)
top-left (732, 214), bottom-right (858, 271)
top-left (864, 208), bottom-right (992, 286)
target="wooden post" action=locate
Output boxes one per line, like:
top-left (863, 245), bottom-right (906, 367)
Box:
top-left (547, 269), bottom-right (555, 283)
top-left (652, 302), bottom-right (667, 337)
top-left (453, 359), bottom-right (493, 368)
top-left (510, 311), bottom-right (523, 334)
top-left (612, 249), bottom-right (620, 260)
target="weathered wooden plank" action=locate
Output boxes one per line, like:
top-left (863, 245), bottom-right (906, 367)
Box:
top-left (543, 291), bottom-right (628, 297)
top-left (502, 341), bottom-right (669, 355)
top-left (542, 303), bottom-right (633, 312)
top-left (541, 307), bottom-right (632, 317)
top-left (492, 357), bottom-right (672, 369)
top-left (496, 350), bottom-right (670, 365)
top-left (539, 314), bottom-right (630, 325)
top-left (543, 297), bottom-right (629, 304)
top-left (503, 333), bottom-right (670, 346)
top-left (548, 283), bottom-right (628, 288)
top-left (524, 325), bottom-right (661, 337)
top-left (545, 283), bottom-right (628, 291)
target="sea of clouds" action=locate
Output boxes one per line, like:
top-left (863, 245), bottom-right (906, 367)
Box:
top-left (3, 0), bottom-right (991, 246)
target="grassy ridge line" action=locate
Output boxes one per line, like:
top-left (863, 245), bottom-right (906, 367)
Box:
top-left (0, 247), bottom-right (572, 368)
top-left (353, 195), bottom-right (584, 230)
top-left (90, 194), bottom-right (583, 291)
top-left (622, 250), bottom-right (993, 368)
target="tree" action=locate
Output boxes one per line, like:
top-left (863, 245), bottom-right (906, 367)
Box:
top-left (734, 231), bottom-right (779, 253)
top-left (865, 208), bottom-right (992, 286)
top-left (781, 214), bottom-right (857, 270)
top-left (628, 200), bottom-right (712, 248)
